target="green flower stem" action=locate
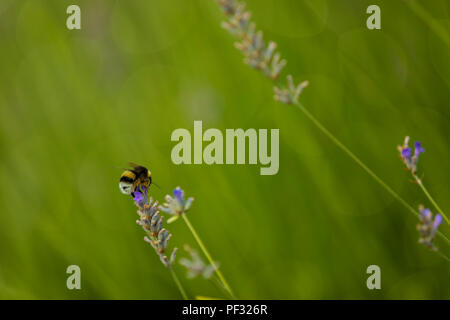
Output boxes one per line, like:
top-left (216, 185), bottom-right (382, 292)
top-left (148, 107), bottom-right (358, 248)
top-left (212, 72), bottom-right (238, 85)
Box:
top-left (182, 214), bottom-right (237, 299)
top-left (170, 267), bottom-right (188, 300)
top-left (436, 250), bottom-right (450, 263)
top-left (294, 101), bottom-right (417, 214)
top-left (437, 230), bottom-right (450, 245)
top-left (293, 101), bottom-right (450, 246)
top-left (413, 175), bottom-right (450, 225)
top-left (404, 0), bottom-right (450, 47)
top-left (210, 275), bottom-right (234, 299)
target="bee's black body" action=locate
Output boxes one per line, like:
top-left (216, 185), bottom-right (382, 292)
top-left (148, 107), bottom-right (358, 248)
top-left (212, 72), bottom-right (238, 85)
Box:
top-left (119, 163), bottom-right (152, 195)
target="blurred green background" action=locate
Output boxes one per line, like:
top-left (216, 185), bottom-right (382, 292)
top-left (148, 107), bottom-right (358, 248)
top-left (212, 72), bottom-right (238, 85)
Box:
top-left (0, 0), bottom-right (449, 299)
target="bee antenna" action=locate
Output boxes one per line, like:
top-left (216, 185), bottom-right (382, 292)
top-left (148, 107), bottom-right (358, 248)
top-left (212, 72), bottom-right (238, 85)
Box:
top-left (152, 181), bottom-right (161, 190)
top-left (110, 165), bottom-right (127, 169)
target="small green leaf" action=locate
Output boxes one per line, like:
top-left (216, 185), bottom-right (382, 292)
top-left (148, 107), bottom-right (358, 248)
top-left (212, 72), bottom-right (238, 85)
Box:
top-left (167, 215), bottom-right (180, 224)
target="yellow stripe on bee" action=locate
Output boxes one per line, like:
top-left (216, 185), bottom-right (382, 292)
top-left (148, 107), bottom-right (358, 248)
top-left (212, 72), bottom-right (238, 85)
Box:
top-left (121, 170), bottom-right (136, 180)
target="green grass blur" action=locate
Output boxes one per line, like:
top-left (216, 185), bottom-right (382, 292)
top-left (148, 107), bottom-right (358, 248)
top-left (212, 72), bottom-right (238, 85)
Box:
top-left (0, 0), bottom-right (449, 299)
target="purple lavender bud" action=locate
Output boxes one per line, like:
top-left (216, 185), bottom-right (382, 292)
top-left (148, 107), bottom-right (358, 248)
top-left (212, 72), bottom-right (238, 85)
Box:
top-left (173, 187), bottom-right (184, 202)
top-left (170, 248), bottom-right (178, 264)
top-left (159, 186), bottom-right (194, 217)
top-left (160, 255), bottom-right (169, 268)
top-left (433, 214), bottom-right (443, 230)
top-left (420, 207), bottom-right (431, 219)
top-left (414, 141), bottom-right (425, 157)
top-left (133, 191), bottom-right (144, 202)
top-left (417, 205), bottom-right (443, 250)
top-left (401, 148), bottom-right (412, 159)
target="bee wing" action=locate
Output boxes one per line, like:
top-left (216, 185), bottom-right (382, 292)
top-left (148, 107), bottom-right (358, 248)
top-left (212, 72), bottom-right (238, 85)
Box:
top-left (127, 162), bottom-right (143, 170)
top-left (111, 165), bottom-right (128, 171)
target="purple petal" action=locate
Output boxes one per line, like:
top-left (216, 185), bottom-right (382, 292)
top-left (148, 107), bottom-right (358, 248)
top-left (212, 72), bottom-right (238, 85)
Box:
top-left (433, 214), bottom-right (443, 230)
top-left (420, 208), bottom-right (431, 219)
top-left (173, 187), bottom-right (184, 202)
top-left (133, 191), bottom-right (144, 202)
top-left (401, 148), bottom-right (412, 158)
top-left (414, 141), bottom-right (425, 156)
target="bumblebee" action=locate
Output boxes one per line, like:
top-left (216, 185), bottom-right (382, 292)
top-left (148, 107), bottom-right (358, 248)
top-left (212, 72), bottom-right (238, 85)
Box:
top-left (119, 163), bottom-right (152, 196)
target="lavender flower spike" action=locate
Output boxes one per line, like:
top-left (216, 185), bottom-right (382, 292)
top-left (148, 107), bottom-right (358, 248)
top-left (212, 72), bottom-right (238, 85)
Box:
top-left (274, 75), bottom-right (309, 105)
top-left (217, 0), bottom-right (308, 103)
top-left (417, 205), bottom-right (442, 251)
top-left (159, 187), bottom-right (194, 223)
top-left (397, 136), bottom-right (425, 175)
top-left (179, 245), bottom-right (219, 280)
top-left (119, 171), bottom-right (187, 298)
top-left (136, 197), bottom-right (177, 268)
